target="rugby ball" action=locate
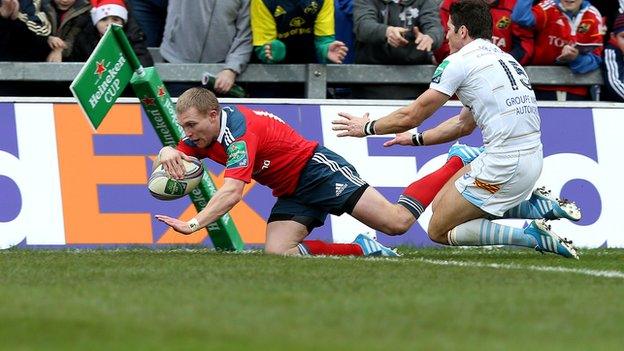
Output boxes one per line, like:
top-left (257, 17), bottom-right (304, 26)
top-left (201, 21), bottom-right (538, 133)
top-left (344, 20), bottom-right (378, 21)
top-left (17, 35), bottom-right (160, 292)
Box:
top-left (148, 157), bottom-right (204, 200)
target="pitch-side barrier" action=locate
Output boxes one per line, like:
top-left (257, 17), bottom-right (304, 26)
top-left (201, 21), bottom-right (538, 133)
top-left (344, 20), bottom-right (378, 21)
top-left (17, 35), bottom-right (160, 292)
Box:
top-left (0, 62), bottom-right (604, 100)
top-left (0, 98), bottom-right (622, 249)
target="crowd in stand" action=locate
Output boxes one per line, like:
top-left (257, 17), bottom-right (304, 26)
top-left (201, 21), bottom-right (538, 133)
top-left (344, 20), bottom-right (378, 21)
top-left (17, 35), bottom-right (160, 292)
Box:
top-left (1, 0), bottom-right (624, 102)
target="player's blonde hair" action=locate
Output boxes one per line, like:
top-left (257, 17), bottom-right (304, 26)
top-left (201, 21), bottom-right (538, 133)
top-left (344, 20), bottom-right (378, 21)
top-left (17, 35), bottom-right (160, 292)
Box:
top-left (176, 87), bottom-right (220, 115)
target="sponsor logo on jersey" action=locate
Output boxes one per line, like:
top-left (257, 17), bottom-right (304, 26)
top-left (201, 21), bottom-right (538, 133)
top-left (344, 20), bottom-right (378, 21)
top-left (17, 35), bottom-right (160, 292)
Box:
top-left (431, 60), bottom-right (449, 84)
top-left (274, 5), bottom-right (286, 17)
top-left (290, 17), bottom-right (306, 27)
top-left (304, 1), bottom-right (319, 15)
top-left (226, 141), bottom-right (249, 169)
top-left (578, 22), bottom-right (590, 34)
top-left (496, 16), bottom-right (511, 29)
top-left (473, 179), bottom-right (501, 194)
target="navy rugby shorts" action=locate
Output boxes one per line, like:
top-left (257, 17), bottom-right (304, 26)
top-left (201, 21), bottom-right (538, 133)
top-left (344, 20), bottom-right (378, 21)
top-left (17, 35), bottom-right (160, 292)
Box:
top-left (268, 146), bottom-right (369, 230)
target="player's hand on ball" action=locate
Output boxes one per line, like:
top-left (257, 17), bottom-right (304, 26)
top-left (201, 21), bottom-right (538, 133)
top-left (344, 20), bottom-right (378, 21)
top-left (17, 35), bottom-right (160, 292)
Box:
top-left (383, 132), bottom-right (414, 147)
top-left (332, 112), bottom-right (370, 138)
top-left (158, 146), bottom-right (191, 180)
top-left (155, 215), bottom-right (195, 234)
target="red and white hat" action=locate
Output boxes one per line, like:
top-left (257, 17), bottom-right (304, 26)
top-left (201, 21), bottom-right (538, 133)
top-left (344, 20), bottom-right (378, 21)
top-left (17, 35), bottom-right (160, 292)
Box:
top-left (90, 0), bottom-right (128, 25)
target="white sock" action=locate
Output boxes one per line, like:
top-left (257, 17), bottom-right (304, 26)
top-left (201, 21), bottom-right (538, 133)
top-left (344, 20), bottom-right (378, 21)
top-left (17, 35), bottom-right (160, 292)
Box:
top-left (448, 219), bottom-right (536, 248)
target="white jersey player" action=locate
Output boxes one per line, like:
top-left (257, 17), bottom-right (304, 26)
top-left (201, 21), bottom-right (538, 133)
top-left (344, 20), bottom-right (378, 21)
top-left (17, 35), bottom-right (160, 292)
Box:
top-left (332, 0), bottom-right (581, 258)
top-left (433, 37), bottom-right (543, 218)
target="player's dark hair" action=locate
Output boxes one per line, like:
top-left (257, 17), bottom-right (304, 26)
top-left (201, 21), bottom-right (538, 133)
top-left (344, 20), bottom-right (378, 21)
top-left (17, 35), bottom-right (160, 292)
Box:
top-left (449, 0), bottom-right (492, 40)
top-left (176, 87), bottom-right (220, 115)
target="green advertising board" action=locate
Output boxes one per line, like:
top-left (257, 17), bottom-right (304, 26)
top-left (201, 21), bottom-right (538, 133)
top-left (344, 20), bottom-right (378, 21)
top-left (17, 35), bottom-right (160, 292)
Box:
top-left (70, 26), bottom-right (134, 130)
top-left (131, 67), bottom-right (244, 251)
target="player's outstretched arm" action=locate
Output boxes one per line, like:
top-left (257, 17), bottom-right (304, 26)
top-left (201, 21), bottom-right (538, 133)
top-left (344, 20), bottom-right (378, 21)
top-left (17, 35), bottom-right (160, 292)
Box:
top-left (332, 89), bottom-right (449, 138)
top-left (155, 178), bottom-right (245, 235)
top-left (383, 107), bottom-right (476, 147)
top-left (420, 107), bottom-right (477, 145)
top-left (382, 132), bottom-right (415, 147)
top-left (374, 89), bottom-right (449, 134)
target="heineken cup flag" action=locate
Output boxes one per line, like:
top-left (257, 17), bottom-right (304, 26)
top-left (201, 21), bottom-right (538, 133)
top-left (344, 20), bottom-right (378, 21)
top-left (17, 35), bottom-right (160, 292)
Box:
top-left (70, 26), bottom-right (133, 130)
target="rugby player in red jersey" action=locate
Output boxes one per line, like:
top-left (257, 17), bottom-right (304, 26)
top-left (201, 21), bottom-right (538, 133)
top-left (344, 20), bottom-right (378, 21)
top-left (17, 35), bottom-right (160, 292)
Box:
top-left (155, 87), bottom-right (481, 256)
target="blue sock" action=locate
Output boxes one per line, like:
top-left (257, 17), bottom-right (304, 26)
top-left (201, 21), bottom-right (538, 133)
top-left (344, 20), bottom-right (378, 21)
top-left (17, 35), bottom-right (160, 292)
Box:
top-left (448, 219), bottom-right (537, 248)
top-left (501, 194), bottom-right (556, 219)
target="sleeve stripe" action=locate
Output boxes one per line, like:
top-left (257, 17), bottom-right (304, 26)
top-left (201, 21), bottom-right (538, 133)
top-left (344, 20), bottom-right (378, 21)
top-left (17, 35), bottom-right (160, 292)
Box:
top-left (605, 50), bottom-right (624, 100)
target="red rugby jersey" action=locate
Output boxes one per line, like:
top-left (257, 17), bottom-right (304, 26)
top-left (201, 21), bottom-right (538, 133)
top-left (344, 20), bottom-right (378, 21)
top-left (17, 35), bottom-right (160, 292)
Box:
top-left (177, 105), bottom-right (318, 197)
top-left (530, 0), bottom-right (603, 96)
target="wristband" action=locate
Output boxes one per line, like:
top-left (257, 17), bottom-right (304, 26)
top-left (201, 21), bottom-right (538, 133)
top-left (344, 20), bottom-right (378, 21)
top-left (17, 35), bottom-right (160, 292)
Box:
top-left (363, 120), bottom-right (377, 136)
top-left (187, 218), bottom-right (200, 232)
top-left (411, 132), bottom-right (424, 146)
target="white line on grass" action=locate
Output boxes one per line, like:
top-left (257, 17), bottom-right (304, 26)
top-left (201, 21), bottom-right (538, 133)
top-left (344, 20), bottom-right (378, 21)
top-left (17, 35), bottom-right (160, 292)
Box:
top-left (414, 258), bottom-right (624, 279)
top-left (299, 255), bottom-right (624, 279)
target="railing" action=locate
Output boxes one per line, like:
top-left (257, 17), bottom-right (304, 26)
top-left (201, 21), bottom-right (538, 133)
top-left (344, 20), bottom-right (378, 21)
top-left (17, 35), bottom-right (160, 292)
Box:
top-left (0, 62), bottom-right (604, 100)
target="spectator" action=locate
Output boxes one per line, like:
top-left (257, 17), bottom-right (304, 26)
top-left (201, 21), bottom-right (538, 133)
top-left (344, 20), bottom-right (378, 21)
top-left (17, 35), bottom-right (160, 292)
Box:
top-left (0, 0), bottom-right (51, 62)
top-left (42, 0), bottom-right (92, 63)
top-left (0, 0), bottom-right (18, 19)
top-left (513, 0), bottom-right (603, 101)
top-left (126, 0), bottom-right (167, 47)
top-left (435, 0), bottom-right (533, 65)
top-left (69, 0), bottom-right (153, 67)
top-left (250, 0), bottom-right (348, 64)
top-left (602, 13), bottom-right (624, 102)
top-left (0, 0), bottom-right (54, 96)
top-left (335, 0), bottom-right (355, 64)
top-left (329, 0), bottom-right (355, 98)
top-left (591, 0), bottom-right (623, 41)
top-left (159, 0), bottom-right (251, 97)
top-left (352, 0), bottom-right (443, 99)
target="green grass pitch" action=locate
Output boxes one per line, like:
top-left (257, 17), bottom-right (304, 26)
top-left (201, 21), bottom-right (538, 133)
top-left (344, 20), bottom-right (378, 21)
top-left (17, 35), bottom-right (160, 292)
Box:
top-left (1, 248), bottom-right (623, 350)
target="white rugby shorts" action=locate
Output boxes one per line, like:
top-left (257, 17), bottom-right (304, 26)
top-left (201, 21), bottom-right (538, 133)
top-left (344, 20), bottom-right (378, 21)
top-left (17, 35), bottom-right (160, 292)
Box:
top-left (455, 145), bottom-right (543, 217)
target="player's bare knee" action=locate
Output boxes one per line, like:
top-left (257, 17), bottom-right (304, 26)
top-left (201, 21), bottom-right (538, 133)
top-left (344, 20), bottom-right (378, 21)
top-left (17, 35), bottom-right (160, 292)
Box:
top-left (383, 209), bottom-right (413, 235)
top-left (381, 217), bottom-right (413, 236)
top-left (392, 217), bottom-right (413, 235)
top-left (264, 246), bottom-right (281, 255)
top-left (431, 198), bottom-right (440, 212)
top-left (265, 242), bottom-right (301, 256)
top-left (428, 231), bottom-right (450, 245)
top-left (384, 223), bottom-right (407, 236)
top-left (264, 244), bottom-right (287, 255)
top-left (427, 223), bottom-right (449, 245)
